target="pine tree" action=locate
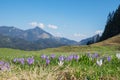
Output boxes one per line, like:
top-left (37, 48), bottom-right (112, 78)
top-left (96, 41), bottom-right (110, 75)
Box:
top-left (100, 5), bottom-right (120, 41)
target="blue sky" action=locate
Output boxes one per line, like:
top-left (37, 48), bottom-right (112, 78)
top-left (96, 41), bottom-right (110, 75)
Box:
top-left (0, 0), bottom-right (120, 41)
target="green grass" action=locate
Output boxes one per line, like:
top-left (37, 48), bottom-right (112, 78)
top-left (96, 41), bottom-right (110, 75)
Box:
top-left (0, 46), bottom-right (120, 80)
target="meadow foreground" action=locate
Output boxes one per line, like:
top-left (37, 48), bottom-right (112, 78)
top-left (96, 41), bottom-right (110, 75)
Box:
top-left (0, 46), bottom-right (120, 80)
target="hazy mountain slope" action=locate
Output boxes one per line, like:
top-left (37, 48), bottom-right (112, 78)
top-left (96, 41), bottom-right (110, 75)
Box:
top-left (0, 34), bottom-right (44, 50)
top-left (0, 26), bottom-right (78, 50)
top-left (79, 34), bottom-right (100, 45)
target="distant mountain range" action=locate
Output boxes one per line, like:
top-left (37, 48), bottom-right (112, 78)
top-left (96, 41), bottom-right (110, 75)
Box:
top-left (79, 34), bottom-right (100, 45)
top-left (0, 26), bottom-right (79, 50)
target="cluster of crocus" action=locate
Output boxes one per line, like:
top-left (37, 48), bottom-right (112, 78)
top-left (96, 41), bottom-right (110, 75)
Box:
top-left (65, 54), bottom-right (80, 61)
top-left (13, 57), bottom-right (34, 65)
top-left (13, 58), bottom-right (25, 64)
top-left (0, 61), bottom-right (10, 71)
top-left (92, 53), bottom-right (99, 59)
top-left (66, 55), bottom-right (74, 61)
top-left (57, 54), bottom-right (80, 66)
top-left (40, 54), bottom-right (80, 66)
top-left (41, 54), bottom-right (51, 65)
top-left (87, 53), bottom-right (112, 66)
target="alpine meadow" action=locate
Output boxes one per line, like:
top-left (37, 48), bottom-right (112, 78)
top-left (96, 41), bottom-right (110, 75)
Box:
top-left (0, 0), bottom-right (120, 80)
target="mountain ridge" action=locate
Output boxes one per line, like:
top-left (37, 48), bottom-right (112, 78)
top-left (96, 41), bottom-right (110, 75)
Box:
top-left (0, 26), bottom-right (78, 50)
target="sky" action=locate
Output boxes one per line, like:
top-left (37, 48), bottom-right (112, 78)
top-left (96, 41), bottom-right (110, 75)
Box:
top-left (0, 0), bottom-right (120, 41)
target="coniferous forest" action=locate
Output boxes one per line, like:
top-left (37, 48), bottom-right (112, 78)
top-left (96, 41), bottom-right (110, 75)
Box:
top-left (100, 5), bottom-right (120, 41)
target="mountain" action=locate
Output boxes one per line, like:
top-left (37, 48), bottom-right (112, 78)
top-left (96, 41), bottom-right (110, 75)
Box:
top-left (0, 26), bottom-right (78, 50)
top-left (0, 34), bottom-right (44, 50)
top-left (23, 27), bottom-right (53, 41)
top-left (0, 26), bottom-right (53, 41)
top-left (0, 26), bottom-right (24, 38)
top-left (79, 34), bottom-right (100, 45)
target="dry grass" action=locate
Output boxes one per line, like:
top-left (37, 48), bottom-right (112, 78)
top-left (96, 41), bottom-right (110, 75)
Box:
top-left (92, 35), bottom-right (120, 46)
top-left (0, 66), bottom-right (118, 80)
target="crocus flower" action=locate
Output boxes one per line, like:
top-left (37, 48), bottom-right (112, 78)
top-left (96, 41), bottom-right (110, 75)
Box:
top-left (58, 61), bottom-right (64, 66)
top-left (69, 55), bottom-right (74, 60)
top-left (51, 54), bottom-right (55, 59)
top-left (116, 53), bottom-right (120, 59)
top-left (41, 54), bottom-right (46, 59)
top-left (59, 56), bottom-right (64, 61)
top-left (107, 56), bottom-right (111, 62)
top-left (73, 55), bottom-right (80, 61)
top-left (66, 55), bottom-right (74, 61)
top-left (0, 61), bottom-right (4, 66)
top-left (92, 53), bottom-right (99, 58)
top-left (13, 58), bottom-right (18, 63)
top-left (27, 57), bottom-right (34, 65)
top-left (19, 58), bottom-right (25, 64)
top-left (0, 61), bottom-right (10, 71)
top-left (46, 59), bottom-right (50, 65)
top-left (96, 59), bottom-right (103, 66)
top-left (4, 62), bottom-right (10, 70)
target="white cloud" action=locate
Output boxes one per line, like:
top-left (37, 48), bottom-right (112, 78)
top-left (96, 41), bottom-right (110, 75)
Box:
top-left (29, 22), bottom-right (45, 29)
top-left (95, 30), bottom-right (103, 35)
top-left (37, 23), bottom-right (45, 29)
top-left (48, 24), bottom-right (58, 29)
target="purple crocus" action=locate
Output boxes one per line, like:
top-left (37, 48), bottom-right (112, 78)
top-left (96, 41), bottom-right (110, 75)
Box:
top-left (4, 62), bottom-right (10, 70)
top-left (0, 61), bottom-right (10, 71)
top-left (73, 55), bottom-right (80, 61)
top-left (13, 58), bottom-right (24, 64)
top-left (46, 59), bottom-right (50, 65)
top-left (69, 55), bottom-right (74, 60)
top-left (51, 54), bottom-right (56, 59)
top-left (41, 54), bottom-right (46, 59)
top-left (18, 58), bottom-right (25, 64)
top-left (27, 57), bottom-right (34, 65)
top-left (13, 58), bottom-right (18, 63)
top-left (107, 56), bottom-right (111, 62)
top-left (92, 53), bottom-right (99, 58)
top-left (59, 56), bottom-right (65, 61)
top-left (66, 55), bottom-right (74, 61)
top-left (0, 61), bottom-right (4, 65)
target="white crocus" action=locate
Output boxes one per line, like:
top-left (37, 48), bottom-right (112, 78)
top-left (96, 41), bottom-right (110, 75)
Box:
top-left (58, 61), bottom-right (64, 66)
top-left (116, 53), bottom-right (120, 59)
top-left (96, 59), bottom-right (103, 66)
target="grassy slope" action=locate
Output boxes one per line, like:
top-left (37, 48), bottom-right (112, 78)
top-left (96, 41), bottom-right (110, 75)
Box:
top-left (92, 34), bottom-right (120, 46)
top-left (0, 34), bottom-right (120, 57)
